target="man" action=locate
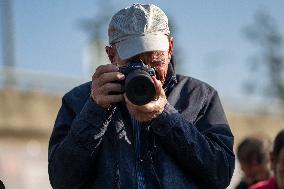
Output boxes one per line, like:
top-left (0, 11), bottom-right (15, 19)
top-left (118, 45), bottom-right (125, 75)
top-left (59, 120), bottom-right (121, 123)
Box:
top-left (235, 135), bottom-right (271, 189)
top-left (48, 4), bottom-right (235, 189)
top-left (250, 129), bottom-right (284, 189)
top-left (0, 180), bottom-right (4, 189)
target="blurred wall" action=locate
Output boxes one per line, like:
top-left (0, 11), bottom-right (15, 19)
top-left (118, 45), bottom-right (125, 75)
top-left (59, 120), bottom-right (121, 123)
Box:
top-left (0, 89), bottom-right (61, 137)
top-left (0, 89), bottom-right (284, 189)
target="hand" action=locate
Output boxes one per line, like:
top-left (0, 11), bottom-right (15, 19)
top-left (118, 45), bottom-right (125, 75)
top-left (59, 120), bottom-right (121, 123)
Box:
top-left (125, 76), bottom-right (167, 122)
top-left (91, 64), bottom-right (125, 109)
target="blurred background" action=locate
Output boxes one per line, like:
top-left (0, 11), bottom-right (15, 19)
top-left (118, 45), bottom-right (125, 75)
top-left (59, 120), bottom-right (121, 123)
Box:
top-left (0, 0), bottom-right (284, 188)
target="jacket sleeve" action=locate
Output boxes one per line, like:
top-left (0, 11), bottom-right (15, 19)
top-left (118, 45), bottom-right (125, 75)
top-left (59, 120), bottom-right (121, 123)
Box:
top-left (151, 90), bottom-right (235, 188)
top-left (48, 96), bottom-right (112, 189)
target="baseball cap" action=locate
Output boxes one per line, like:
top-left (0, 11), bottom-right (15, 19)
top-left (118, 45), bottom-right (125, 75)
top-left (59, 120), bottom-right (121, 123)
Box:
top-left (108, 4), bottom-right (170, 60)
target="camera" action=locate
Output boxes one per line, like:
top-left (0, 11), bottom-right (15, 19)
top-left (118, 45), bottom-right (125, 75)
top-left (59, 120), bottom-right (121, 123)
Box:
top-left (113, 60), bottom-right (156, 105)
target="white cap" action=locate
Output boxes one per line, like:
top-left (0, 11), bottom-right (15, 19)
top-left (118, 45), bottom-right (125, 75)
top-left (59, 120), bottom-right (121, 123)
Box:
top-left (108, 4), bottom-right (170, 59)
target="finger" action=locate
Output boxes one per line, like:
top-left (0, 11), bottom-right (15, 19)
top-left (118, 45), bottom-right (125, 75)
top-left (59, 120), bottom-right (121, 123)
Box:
top-left (97, 72), bottom-right (125, 87)
top-left (105, 94), bottom-right (124, 103)
top-left (100, 83), bottom-right (123, 95)
top-left (96, 94), bottom-right (124, 105)
top-left (93, 64), bottom-right (119, 79)
top-left (152, 76), bottom-right (163, 97)
top-left (124, 93), bottom-right (155, 113)
top-left (136, 103), bottom-right (158, 113)
top-left (126, 103), bottom-right (146, 118)
top-left (124, 94), bottom-right (144, 109)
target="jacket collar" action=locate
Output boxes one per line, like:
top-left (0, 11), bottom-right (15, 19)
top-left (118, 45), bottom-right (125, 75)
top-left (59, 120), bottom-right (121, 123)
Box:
top-left (163, 56), bottom-right (177, 94)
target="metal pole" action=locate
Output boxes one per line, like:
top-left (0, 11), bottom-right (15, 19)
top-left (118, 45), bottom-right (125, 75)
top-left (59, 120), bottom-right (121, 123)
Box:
top-left (1, 0), bottom-right (16, 88)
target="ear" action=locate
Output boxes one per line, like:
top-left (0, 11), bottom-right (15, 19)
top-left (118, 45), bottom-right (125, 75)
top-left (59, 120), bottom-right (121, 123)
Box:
top-left (105, 46), bottom-right (116, 64)
top-left (167, 37), bottom-right (174, 60)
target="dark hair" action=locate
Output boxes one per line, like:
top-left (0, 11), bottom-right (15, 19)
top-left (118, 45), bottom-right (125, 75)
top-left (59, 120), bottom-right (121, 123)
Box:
top-left (272, 129), bottom-right (284, 161)
top-left (237, 135), bottom-right (271, 164)
top-left (0, 179), bottom-right (5, 189)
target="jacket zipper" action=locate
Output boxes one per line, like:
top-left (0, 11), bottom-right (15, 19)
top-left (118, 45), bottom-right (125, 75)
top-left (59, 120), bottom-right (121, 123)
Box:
top-left (132, 118), bottom-right (145, 189)
top-left (131, 74), bottom-right (176, 188)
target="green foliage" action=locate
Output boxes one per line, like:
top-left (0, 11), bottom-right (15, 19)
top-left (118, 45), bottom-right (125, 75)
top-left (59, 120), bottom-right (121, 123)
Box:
top-left (244, 10), bottom-right (284, 104)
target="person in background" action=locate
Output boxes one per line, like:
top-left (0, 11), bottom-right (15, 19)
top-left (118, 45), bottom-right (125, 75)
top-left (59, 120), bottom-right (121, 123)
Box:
top-left (48, 3), bottom-right (235, 188)
top-left (250, 129), bottom-right (284, 189)
top-left (235, 134), bottom-right (271, 189)
top-left (0, 179), bottom-right (5, 189)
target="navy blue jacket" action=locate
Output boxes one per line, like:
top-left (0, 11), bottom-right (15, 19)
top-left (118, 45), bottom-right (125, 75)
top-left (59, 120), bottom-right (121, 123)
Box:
top-left (48, 62), bottom-right (235, 189)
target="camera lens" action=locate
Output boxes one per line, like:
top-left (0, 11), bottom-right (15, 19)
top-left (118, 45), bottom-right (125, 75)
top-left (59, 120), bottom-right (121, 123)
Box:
top-left (125, 69), bottom-right (156, 105)
top-left (134, 84), bottom-right (147, 95)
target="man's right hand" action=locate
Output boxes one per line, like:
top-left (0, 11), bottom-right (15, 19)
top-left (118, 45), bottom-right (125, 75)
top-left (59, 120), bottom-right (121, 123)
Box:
top-left (91, 64), bottom-right (125, 109)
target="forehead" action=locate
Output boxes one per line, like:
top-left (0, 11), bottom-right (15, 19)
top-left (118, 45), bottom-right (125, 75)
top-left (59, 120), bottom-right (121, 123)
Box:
top-left (129, 51), bottom-right (167, 61)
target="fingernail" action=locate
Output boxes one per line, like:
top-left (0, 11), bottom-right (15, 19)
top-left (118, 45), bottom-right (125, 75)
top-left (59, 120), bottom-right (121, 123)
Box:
top-left (115, 67), bottom-right (119, 71)
top-left (118, 73), bottom-right (125, 79)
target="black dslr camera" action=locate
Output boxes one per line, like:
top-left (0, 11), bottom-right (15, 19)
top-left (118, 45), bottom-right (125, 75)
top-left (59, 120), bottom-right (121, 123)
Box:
top-left (115, 60), bottom-right (156, 105)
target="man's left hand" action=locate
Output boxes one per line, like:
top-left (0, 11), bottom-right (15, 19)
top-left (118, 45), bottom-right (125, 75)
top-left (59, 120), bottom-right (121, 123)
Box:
top-left (125, 76), bottom-right (167, 123)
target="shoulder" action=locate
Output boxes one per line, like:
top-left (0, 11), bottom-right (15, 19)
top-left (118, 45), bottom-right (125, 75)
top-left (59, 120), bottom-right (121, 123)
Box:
top-left (169, 75), bottom-right (222, 123)
top-left (175, 74), bottom-right (218, 99)
top-left (64, 81), bottom-right (91, 100)
top-left (61, 81), bottom-right (92, 113)
top-left (176, 74), bottom-right (216, 91)
top-left (249, 177), bottom-right (277, 189)
top-left (235, 179), bottom-right (249, 189)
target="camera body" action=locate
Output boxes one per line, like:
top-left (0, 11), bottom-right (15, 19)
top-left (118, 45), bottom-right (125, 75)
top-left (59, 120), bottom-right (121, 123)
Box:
top-left (117, 60), bottom-right (156, 105)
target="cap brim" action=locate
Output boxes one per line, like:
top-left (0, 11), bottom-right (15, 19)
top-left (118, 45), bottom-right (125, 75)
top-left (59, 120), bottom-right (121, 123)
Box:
top-left (116, 34), bottom-right (169, 60)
